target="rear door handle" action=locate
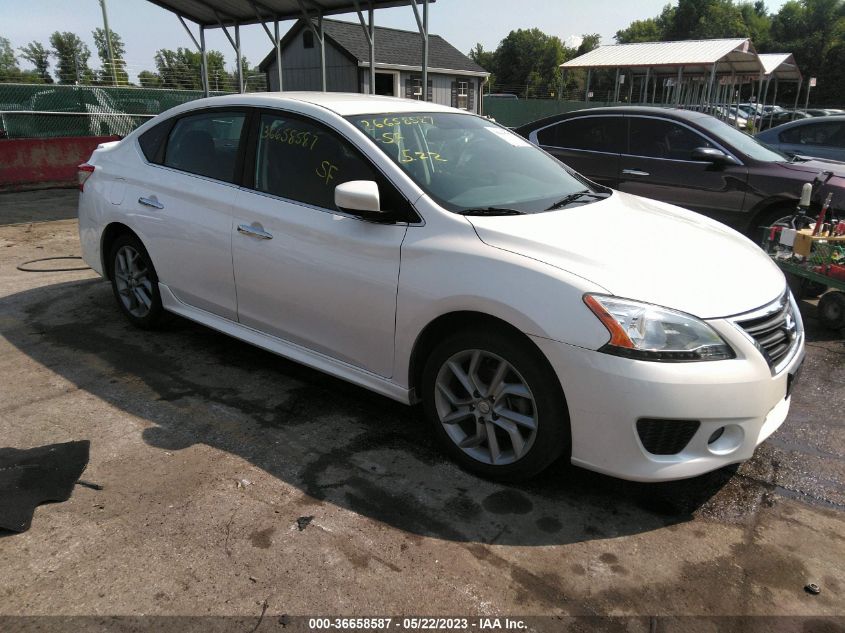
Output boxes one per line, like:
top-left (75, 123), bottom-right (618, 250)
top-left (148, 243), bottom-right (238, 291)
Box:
top-left (237, 224), bottom-right (273, 240)
top-left (138, 196), bottom-right (164, 209)
top-left (622, 169), bottom-right (650, 177)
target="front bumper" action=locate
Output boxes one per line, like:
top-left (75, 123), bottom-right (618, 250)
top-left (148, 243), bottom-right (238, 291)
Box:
top-left (530, 301), bottom-right (805, 482)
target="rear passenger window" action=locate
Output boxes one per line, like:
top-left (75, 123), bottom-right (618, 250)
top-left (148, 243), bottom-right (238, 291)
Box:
top-left (164, 111), bottom-right (246, 183)
top-left (536, 117), bottom-right (624, 153)
top-left (628, 118), bottom-right (712, 160)
top-left (138, 119), bottom-right (174, 163)
top-left (253, 112), bottom-right (409, 215)
top-left (780, 122), bottom-right (845, 147)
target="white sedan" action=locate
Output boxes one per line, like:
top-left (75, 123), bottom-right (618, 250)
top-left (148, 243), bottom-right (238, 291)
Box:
top-left (78, 92), bottom-right (804, 482)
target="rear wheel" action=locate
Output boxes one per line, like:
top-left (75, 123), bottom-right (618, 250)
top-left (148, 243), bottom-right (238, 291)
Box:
top-left (421, 329), bottom-right (570, 481)
top-left (818, 291), bottom-right (845, 330)
top-left (109, 234), bottom-right (167, 329)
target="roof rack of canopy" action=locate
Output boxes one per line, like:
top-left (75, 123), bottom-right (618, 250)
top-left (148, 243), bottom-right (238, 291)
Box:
top-left (145, 0), bottom-right (435, 96)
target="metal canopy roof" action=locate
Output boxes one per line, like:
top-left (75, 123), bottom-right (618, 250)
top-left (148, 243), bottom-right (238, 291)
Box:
top-left (147, 0), bottom-right (432, 26)
top-left (758, 53), bottom-right (802, 81)
top-left (561, 38), bottom-right (762, 76)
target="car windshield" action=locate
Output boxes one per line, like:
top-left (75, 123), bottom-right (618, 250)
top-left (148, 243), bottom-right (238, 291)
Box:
top-left (695, 115), bottom-right (789, 162)
top-left (346, 112), bottom-right (603, 214)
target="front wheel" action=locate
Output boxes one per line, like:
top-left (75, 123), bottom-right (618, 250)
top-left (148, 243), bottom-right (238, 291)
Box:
top-left (421, 329), bottom-right (570, 481)
top-left (109, 234), bottom-right (167, 329)
top-left (818, 291), bottom-right (845, 330)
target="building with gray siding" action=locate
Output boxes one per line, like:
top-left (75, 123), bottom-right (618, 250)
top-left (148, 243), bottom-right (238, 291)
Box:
top-left (259, 18), bottom-right (489, 114)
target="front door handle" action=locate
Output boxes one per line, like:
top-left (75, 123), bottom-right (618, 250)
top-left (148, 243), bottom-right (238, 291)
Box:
top-left (138, 196), bottom-right (164, 209)
top-left (622, 169), bottom-right (650, 177)
top-left (237, 223), bottom-right (273, 240)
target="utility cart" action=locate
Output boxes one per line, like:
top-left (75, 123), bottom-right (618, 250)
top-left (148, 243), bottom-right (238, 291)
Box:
top-left (763, 174), bottom-right (845, 332)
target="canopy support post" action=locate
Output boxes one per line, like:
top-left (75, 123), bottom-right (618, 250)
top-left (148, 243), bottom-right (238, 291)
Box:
top-left (768, 77), bottom-right (779, 128)
top-left (585, 69), bottom-right (591, 102)
top-left (200, 26), bottom-right (209, 96)
top-left (705, 64), bottom-right (716, 113)
top-left (674, 66), bottom-right (683, 106)
top-left (792, 79), bottom-right (802, 120)
top-left (613, 68), bottom-right (619, 102)
top-left (408, 0), bottom-right (430, 100)
top-left (353, 0), bottom-right (376, 94)
top-left (177, 16), bottom-right (208, 95)
top-left (275, 19), bottom-right (283, 91)
top-left (212, 10), bottom-right (244, 93)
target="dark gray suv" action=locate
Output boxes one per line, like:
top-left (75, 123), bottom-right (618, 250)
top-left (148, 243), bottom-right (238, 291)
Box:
top-left (517, 107), bottom-right (845, 236)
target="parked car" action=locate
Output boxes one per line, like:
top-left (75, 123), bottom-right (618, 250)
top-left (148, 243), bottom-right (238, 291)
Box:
top-left (485, 93), bottom-right (518, 100)
top-left (516, 106), bottom-right (845, 237)
top-left (758, 109), bottom-right (812, 130)
top-left (801, 108), bottom-right (831, 117)
top-left (79, 93), bottom-right (804, 482)
top-left (755, 115), bottom-right (845, 162)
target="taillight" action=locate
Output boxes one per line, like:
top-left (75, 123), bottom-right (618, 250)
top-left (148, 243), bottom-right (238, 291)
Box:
top-left (78, 163), bottom-right (95, 192)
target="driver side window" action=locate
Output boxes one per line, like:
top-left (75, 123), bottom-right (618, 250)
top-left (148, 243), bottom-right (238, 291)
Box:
top-left (628, 117), bottom-right (713, 160)
top-left (254, 113), bottom-right (384, 210)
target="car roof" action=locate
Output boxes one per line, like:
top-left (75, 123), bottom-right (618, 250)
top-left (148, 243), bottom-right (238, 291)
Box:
top-left (759, 114), bottom-right (845, 134)
top-left (167, 91), bottom-right (461, 117)
top-left (517, 106), bottom-right (712, 130)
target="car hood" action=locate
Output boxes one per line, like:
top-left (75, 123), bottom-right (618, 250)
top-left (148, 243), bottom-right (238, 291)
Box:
top-left (775, 157), bottom-right (845, 176)
top-left (467, 191), bottom-right (785, 319)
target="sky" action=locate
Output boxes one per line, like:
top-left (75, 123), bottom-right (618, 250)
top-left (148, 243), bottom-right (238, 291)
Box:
top-left (2, 0), bottom-right (790, 82)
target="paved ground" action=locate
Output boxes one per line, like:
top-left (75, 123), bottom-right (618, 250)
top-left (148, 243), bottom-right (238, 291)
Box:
top-left (0, 190), bottom-right (844, 626)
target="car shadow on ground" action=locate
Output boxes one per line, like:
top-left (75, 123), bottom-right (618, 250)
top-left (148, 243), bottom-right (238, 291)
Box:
top-left (3, 278), bottom-right (787, 547)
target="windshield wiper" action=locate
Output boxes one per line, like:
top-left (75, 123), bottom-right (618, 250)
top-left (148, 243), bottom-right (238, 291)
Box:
top-left (456, 207), bottom-right (525, 216)
top-left (546, 190), bottom-right (609, 210)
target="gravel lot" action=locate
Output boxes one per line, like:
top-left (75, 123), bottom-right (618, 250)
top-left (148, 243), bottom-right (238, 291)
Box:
top-left (1, 189), bottom-right (843, 627)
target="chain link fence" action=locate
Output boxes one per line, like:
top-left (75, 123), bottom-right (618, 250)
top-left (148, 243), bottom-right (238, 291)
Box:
top-left (0, 83), bottom-right (247, 139)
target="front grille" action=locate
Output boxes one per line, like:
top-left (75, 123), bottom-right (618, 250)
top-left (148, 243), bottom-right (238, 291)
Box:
top-left (636, 418), bottom-right (700, 455)
top-left (734, 293), bottom-right (800, 371)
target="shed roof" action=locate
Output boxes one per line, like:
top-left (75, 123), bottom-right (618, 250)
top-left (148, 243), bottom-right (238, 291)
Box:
top-left (146, 0), bottom-right (433, 27)
top-left (758, 53), bottom-right (802, 81)
top-left (561, 38), bottom-right (762, 76)
top-left (259, 18), bottom-right (488, 75)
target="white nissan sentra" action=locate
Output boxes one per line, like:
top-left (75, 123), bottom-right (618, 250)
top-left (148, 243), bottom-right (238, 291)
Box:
top-left (78, 93), bottom-right (804, 482)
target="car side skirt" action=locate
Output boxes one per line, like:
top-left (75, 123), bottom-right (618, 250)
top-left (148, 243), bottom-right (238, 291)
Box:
top-left (158, 283), bottom-right (413, 405)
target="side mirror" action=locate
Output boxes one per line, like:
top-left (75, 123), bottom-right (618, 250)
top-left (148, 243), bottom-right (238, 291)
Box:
top-left (691, 146), bottom-right (740, 166)
top-left (335, 180), bottom-right (382, 215)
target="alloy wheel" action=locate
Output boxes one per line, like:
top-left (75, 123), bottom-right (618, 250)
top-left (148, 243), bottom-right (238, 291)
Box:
top-left (114, 245), bottom-right (154, 318)
top-left (433, 349), bottom-right (538, 466)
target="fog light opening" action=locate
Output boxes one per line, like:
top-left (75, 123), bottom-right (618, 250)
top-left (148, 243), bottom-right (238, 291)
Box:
top-left (707, 424), bottom-right (744, 455)
top-left (708, 427), bottom-right (725, 444)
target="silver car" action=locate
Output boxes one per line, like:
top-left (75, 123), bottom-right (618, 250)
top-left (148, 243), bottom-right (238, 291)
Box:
top-left (756, 115), bottom-right (845, 162)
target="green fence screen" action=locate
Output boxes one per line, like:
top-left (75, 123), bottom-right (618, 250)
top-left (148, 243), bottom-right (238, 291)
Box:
top-left (0, 83), bottom-right (231, 139)
top-left (483, 98), bottom-right (614, 128)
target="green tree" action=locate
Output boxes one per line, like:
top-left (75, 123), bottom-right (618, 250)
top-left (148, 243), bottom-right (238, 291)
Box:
top-left (19, 41), bottom-right (52, 83)
top-left (576, 33), bottom-right (602, 55)
top-left (495, 28), bottom-right (568, 97)
top-left (155, 47), bottom-right (227, 90)
top-left (50, 31), bottom-right (91, 84)
top-left (468, 43), bottom-right (497, 90)
top-left (0, 36), bottom-right (19, 80)
top-left (615, 18), bottom-right (664, 43)
top-left (93, 27), bottom-right (128, 85)
top-left (138, 70), bottom-right (162, 88)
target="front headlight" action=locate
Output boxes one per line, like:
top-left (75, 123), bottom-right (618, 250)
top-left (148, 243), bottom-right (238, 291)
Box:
top-left (583, 294), bottom-right (735, 362)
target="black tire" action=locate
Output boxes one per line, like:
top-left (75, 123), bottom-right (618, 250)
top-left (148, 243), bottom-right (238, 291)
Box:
top-left (108, 233), bottom-right (167, 329)
top-left (818, 291), bottom-right (845, 330)
top-left (421, 328), bottom-right (570, 481)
